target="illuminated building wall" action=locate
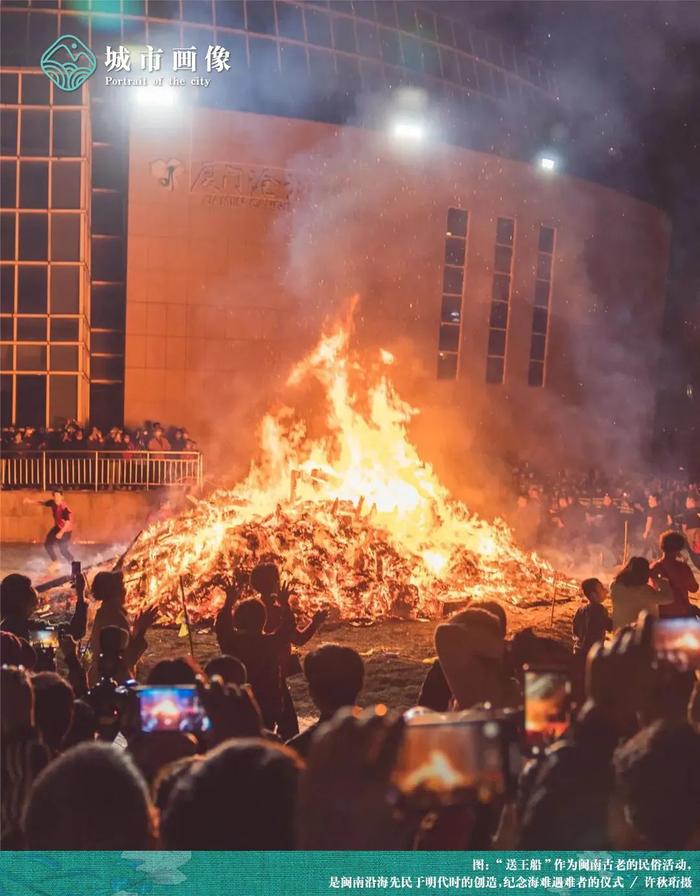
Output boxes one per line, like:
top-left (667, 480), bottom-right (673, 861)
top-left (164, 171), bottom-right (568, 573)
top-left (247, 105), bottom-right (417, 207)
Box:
top-left (124, 107), bottom-right (670, 471)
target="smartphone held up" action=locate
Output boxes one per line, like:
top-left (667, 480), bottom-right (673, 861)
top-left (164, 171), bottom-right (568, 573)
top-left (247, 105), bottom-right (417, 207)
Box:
top-left (137, 685), bottom-right (210, 734)
top-left (653, 617), bottom-right (700, 671)
top-left (523, 665), bottom-right (572, 752)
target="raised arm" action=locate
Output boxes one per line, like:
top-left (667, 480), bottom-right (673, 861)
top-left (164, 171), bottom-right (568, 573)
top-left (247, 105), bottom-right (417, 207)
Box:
top-left (67, 572), bottom-right (88, 640)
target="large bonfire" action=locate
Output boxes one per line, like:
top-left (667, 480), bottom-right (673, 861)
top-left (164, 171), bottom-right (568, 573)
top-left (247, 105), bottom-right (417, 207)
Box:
top-left (122, 305), bottom-right (568, 623)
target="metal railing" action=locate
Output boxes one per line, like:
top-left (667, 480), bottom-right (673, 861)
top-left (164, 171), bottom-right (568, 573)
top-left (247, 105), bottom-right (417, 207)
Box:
top-left (0, 450), bottom-right (203, 491)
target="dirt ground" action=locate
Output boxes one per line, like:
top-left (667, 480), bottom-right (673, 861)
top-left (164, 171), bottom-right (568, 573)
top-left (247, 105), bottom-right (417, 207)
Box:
top-left (143, 599), bottom-right (577, 726)
top-left (2, 542), bottom-right (578, 727)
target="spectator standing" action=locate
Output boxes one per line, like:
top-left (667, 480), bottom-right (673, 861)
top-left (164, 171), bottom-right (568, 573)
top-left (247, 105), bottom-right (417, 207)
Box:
top-left (286, 644), bottom-right (365, 758)
top-left (650, 530), bottom-right (699, 619)
top-left (642, 494), bottom-right (671, 555)
top-left (610, 557), bottom-right (674, 629)
top-left (148, 424), bottom-right (171, 452)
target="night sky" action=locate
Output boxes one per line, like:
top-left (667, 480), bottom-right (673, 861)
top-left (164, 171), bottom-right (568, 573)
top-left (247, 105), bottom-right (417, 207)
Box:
top-left (459, 0), bottom-right (700, 465)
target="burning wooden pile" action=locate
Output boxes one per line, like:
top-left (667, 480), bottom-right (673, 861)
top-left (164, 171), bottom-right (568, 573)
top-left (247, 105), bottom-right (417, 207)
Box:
top-left (121, 306), bottom-right (573, 623)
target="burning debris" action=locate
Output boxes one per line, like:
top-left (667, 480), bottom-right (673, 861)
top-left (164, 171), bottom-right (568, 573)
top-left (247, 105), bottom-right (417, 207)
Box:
top-left (122, 304), bottom-right (573, 623)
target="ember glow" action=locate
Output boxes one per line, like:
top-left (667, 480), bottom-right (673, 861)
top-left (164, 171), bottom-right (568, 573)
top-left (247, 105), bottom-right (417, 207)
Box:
top-left (123, 302), bottom-right (565, 623)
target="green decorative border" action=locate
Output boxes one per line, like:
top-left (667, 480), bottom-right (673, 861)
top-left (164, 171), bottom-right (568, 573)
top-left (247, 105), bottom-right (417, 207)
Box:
top-left (0, 852), bottom-right (697, 895)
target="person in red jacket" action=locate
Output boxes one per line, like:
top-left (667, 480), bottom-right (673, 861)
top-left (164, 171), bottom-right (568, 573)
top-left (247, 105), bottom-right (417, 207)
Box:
top-left (650, 530), bottom-right (699, 618)
top-left (23, 488), bottom-right (74, 569)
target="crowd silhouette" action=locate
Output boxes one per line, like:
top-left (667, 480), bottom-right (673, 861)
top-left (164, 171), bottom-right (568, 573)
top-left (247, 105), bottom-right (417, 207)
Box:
top-left (1, 525), bottom-right (699, 851)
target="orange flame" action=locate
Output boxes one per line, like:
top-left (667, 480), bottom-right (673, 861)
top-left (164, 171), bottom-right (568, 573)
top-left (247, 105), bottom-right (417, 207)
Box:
top-left (123, 303), bottom-right (564, 622)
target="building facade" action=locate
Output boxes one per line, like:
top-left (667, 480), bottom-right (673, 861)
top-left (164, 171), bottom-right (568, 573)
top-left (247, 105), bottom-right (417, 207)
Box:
top-left (0, 1), bottom-right (670, 474)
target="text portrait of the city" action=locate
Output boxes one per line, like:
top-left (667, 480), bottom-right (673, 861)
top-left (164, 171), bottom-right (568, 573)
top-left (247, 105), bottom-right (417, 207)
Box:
top-left (0, 0), bottom-right (699, 875)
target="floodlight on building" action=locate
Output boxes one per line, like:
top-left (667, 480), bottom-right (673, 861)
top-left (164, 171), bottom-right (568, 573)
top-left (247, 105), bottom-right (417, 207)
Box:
top-left (539, 156), bottom-right (556, 172)
top-left (391, 118), bottom-right (426, 142)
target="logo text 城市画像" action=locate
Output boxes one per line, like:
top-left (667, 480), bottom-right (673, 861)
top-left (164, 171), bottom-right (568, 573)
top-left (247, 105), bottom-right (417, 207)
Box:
top-left (103, 44), bottom-right (230, 89)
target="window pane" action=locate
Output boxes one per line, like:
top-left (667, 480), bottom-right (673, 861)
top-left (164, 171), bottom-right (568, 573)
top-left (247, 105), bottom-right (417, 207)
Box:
top-left (459, 56), bottom-right (476, 89)
top-left (376, 1), bottom-right (396, 27)
top-left (22, 74), bottom-right (50, 105)
top-left (0, 374), bottom-right (11, 425)
top-left (356, 21), bottom-right (380, 58)
top-left (439, 323), bottom-right (460, 352)
top-left (51, 162), bottom-right (81, 209)
top-left (183, 0), bottom-right (213, 23)
top-left (52, 111), bottom-right (82, 157)
top-left (91, 330), bottom-right (124, 353)
top-left (276, 2), bottom-right (305, 40)
top-left (538, 226), bottom-right (555, 253)
top-left (494, 244), bottom-right (512, 274)
top-left (1, 214), bottom-right (15, 261)
top-left (20, 110), bottom-right (50, 156)
top-left (51, 213), bottom-right (81, 261)
top-left (308, 48), bottom-right (335, 81)
top-left (447, 208), bottom-right (467, 237)
top-left (215, 0), bottom-right (244, 28)
top-left (496, 217), bottom-right (514, 244)
top-left (537, 251), bottom-right (552, 281)
top-left (528, 360), bottom-right (544, 387)
top-left (92, 145), bottom-right (126, 190)
top-left (445, 236), bottom-right (465, 266)
top-left (91, 283), bottom-right (125, 328)
top-left (397, 2), bottom-right (416, 32)
top-left (422, 41), bottom-right (441, 78)
top-left (333, 17), bottom-right (356, 53)
top-left (19, 161), bottom-right (49, 209)
top-left (0, 315), bottom-right (12, 339)
top-left (280, 42), bottom-right (307, 79)
top-left (148, 0), bottom-right (180, 20)
top-left (354, 1), bottom-right (376, 22)
top-left (1, 344), bottom-right (12, 370)
top-left (18, 266), bottom-right (47, 312)
top-left (1, 110), bottom-right (18, 155)
top-left (491, 273), bottom-right (510, 302)
top-left (90, 382), bottom-right (124, 429)
top-left (441, 295), bottom-right (461, 323)
top-left (50, 266), bottom-right (80, 313)
top-left (401, 34), bottom-right (422, 71)
top-left (305, 8), bottom-right (332, 47)
top-left (530, 333), bottom-right (546, 362)
top-left (1, 73), bottom-right (18, 104)
top-left (17, 345), bottom-right (47, 371)
top-left (437, 352), bottom-right (458, 380)
top-left (18, 214), bottom-right (48, 260)
top-left (379, 28), bottom-right (402, 65)
top-left (534, 279), bottom-right (550, 307)
top-left (16, 374), bottom-right (46, 425)
top-left (486, 355), bottom-right (504, 384)
top-left (489, 301), bottom-right (508, 329)
top-left (92, 237), bottom-right (123, 280)
top-left (487, 328), bottom-right (506, 356)
top-left (249, 37), bottom-right (279, 78)
top-left (50, 345), bottom-right (78, 371)
top-left (532, 306), bottom-right (548, 335)
top-left (1, 267), bottom-right (15, 314)
top-left (1, 161), bottom-right (17, 208)
top-left (49, 374), bottom-right (77, 425)
top-left (91, 355), bottom-right (124, 380)
top-left (246, 0), bottom-right (276, 34)
top-left (17, 317), bottom-right (46, 341)
top-left (50, 318), bottom-right (79, 341)
top-left (443, 266), bottom-right (463, 295)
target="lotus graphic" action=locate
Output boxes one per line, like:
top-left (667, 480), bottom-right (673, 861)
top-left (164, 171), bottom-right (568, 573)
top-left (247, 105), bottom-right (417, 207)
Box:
top-left (40, 34), bottom-right (97, 92)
